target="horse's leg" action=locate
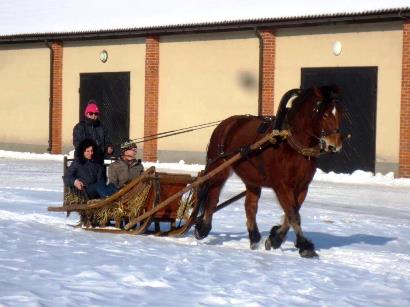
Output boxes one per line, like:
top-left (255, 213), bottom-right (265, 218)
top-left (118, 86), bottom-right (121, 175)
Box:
top-left (194, 167), bottom-right (230, 240)
top-left (270, 188), bottom-right (317, 257)
top-left (265, 186), bottom-right (317, 258)
top-left (244, 185), bottom-right (261, 250)
top-left (288, 189), bottom-right (318, 258)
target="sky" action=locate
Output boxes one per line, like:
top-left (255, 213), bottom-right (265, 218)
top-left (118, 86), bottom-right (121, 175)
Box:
top-left (0, 150), bottom-right (409, 306)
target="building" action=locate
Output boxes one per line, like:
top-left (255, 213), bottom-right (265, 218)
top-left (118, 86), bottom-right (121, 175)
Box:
top-left (1, 0), bottom-right (410, 176)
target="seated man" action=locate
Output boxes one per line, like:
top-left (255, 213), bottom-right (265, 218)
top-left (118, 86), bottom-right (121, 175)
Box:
top-left (108, 143), bottom-right (144, 190)
top-left (64, 139), bottom-right (115, 199)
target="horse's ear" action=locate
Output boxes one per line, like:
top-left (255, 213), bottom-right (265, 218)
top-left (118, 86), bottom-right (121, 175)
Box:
top-left (313, 87), bottom-right (323, 99)
top-left (330, 85), bottom-right (340, 99)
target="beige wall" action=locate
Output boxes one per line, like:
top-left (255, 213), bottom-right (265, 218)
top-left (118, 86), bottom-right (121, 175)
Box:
top-left (275, 22), bottom-right (403, 166)
top-left (0, 43), bottom-right (49, 148)
top-left (62, 38), bottom-right (146, 152)
top-left (158, 31), bottom-right (259, 152)
top-left (0, 23), bottom-right (404, 167)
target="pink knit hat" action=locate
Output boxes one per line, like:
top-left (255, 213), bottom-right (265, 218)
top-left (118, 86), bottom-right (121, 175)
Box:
top-left (84, 102), bottom-right (99, 116)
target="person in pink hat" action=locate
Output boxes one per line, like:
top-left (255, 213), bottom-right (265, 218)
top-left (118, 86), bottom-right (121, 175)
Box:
top-left (72, 100), bottom-right (113, 163)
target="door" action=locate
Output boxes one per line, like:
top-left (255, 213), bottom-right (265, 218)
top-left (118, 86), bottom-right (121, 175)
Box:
top-left (80, 72), bottom-right (130, 156)
top-left (301, 67), bottom-right (377, 173)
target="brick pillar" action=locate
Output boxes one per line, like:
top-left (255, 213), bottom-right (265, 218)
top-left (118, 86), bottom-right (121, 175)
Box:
top-left (50, 42), bottom-right (63, 154)
top-left (143, 36), bottom-right (160, 161)
top-left (400, 21), bottom-right (410, 177)
top-left (258, 29), bottom-right (276, 116)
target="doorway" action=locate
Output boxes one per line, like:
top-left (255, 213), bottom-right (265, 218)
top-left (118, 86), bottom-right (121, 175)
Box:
top-left (301, 67), bottom-right (377, 173)
top-left (79, 72), bottom-right (130, 156)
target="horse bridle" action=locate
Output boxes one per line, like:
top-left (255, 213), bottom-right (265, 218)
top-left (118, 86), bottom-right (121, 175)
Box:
top-left (286, 98), bottom-right (343, 158)
top-left (316, 128), bottom-right (341, 152)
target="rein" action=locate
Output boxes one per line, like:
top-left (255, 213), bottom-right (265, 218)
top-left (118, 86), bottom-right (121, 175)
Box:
top-left (120, 120), bottom-right (221, 149)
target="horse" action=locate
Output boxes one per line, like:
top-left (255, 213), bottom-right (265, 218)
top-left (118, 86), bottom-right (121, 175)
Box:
top-left (194, 85), bottom-right (346, 257)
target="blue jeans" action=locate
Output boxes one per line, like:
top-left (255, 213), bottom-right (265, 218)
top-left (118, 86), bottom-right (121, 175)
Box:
top-left (86, 182), bottom-right (118, 199)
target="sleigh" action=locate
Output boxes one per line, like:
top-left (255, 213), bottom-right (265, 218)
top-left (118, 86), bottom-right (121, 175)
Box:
top-left (48, 158), bottom-right (202, 236)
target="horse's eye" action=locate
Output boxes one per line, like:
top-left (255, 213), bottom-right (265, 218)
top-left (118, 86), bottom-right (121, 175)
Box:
top-left (323, 113), bottom-right (329, 118)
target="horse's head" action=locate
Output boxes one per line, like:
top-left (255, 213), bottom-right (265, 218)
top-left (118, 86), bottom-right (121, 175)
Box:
top-left (282, 85), bottom-right (346, 155)
top-left (311, 85), bottom-right (345, 153)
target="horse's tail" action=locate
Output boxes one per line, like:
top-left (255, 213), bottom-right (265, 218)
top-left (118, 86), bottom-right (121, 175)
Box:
top-left (274, 88), bottom-right (301, 130)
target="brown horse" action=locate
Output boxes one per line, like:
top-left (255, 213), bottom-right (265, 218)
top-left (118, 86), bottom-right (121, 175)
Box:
top-left (194, 85), bottom-right (346, 257)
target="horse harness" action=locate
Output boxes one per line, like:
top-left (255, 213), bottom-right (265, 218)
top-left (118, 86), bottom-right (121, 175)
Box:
top-left (208, 128), bottom-right (291, 179)
top-left (208, 116), bottom-right (339, 176)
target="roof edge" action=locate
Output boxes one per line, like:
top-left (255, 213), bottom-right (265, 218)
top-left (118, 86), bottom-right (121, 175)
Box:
top-left (1, 9), bottom-right (409, 44)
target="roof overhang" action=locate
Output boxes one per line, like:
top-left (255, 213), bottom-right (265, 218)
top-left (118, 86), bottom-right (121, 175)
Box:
top-left (1, 9), bottom-right (409, 44)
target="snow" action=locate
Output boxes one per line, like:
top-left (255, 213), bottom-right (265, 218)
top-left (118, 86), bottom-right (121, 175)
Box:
top-left (1, 0), bottom-right (410, 36)
top-left (0, 150), bottom-right (410, 306)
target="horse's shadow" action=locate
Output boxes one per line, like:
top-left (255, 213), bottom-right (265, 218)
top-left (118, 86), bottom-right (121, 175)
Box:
top-left (301, 231), bottom-right (396, 249)
top-left (200, 230), bottom-right (395, 250)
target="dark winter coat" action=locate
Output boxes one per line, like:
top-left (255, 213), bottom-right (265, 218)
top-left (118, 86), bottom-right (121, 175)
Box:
top-left (108, 159), bottom-right (144, 189)
top-left (64, 159), bottom-right (105, 188)
top-left (64, 139), bottom-right (106, 188)
top-left (73, 118), bottom-right (112, 163)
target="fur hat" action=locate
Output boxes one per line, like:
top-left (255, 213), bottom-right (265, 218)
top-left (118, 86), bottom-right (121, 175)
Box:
top-left (84, 101), bottom-right (100, 116)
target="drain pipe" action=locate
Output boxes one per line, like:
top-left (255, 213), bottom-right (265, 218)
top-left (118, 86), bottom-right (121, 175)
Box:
top-left (45, 40), bottom-right (53, 152)
top-left (254, 28), bottom-right (264, 116)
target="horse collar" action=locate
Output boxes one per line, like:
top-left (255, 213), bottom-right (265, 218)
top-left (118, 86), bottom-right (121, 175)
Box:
top-left (286, 132), bottom-right (321, 158)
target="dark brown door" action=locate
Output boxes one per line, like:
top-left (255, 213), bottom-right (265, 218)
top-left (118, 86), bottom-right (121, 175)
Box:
top-left (301, 67), bottom-right (377, 173)
top-left (80, 72), bottom-right (130, 156)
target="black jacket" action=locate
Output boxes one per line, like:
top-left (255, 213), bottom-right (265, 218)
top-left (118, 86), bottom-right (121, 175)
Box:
top-left (64, 138), bottom-right (106, 188)
top-left (73, 119), bottom-right (112, 162)
top-left (64, 159), bottom-right (105, 188)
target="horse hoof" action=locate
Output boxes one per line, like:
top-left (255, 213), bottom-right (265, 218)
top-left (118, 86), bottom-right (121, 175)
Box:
top-left (299, 249), bottom-right (319, 258)
top-left (265, 238), bottom-right (272, 251)
top-left (250, 242), bottom-right (260, 250)
top-left (194, 228), bottom-right (206, 240)
top-left (267, 225), bottom-right (285, 249)
top-left (249, 230), bottom-right (261, 250)
top-left (194, 221), bottom-right (211, 240)
top-left (265, 236), bottom-right (284, 250)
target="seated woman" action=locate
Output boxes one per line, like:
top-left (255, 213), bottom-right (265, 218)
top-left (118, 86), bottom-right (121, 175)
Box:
top-left (64, 139), bottom-right (115, 199)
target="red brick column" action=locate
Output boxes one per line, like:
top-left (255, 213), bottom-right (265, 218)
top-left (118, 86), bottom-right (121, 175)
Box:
top-left (143, 36), bottom-right (160, 161)
top-left (400, 21), bottom-right (410, 177)
top-left (50, 42), bottom-right (63, 154)
top-left (258, 29), bottom-right (276, 116)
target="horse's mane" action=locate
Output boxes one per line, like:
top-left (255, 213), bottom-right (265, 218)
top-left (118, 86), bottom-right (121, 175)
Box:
top-left (273, 88), bottom-right (315, 130)
top-left (279, 85), bottom-right (340, 129)
top-left (285, 88), bottom-right (315, 124)
top-left (273, 88), bottom-right (301, 130)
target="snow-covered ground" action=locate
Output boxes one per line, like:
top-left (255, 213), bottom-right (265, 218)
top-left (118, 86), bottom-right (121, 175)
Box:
top-left (0, 151), bottom-right (409, 306)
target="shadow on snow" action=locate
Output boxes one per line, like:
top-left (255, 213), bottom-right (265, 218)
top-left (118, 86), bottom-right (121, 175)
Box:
top-left (198, 230), bottom-right (395, 250)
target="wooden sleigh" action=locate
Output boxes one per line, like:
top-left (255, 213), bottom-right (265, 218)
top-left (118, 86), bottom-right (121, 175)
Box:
top-left (48, 160), bottom-right (202, 236)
